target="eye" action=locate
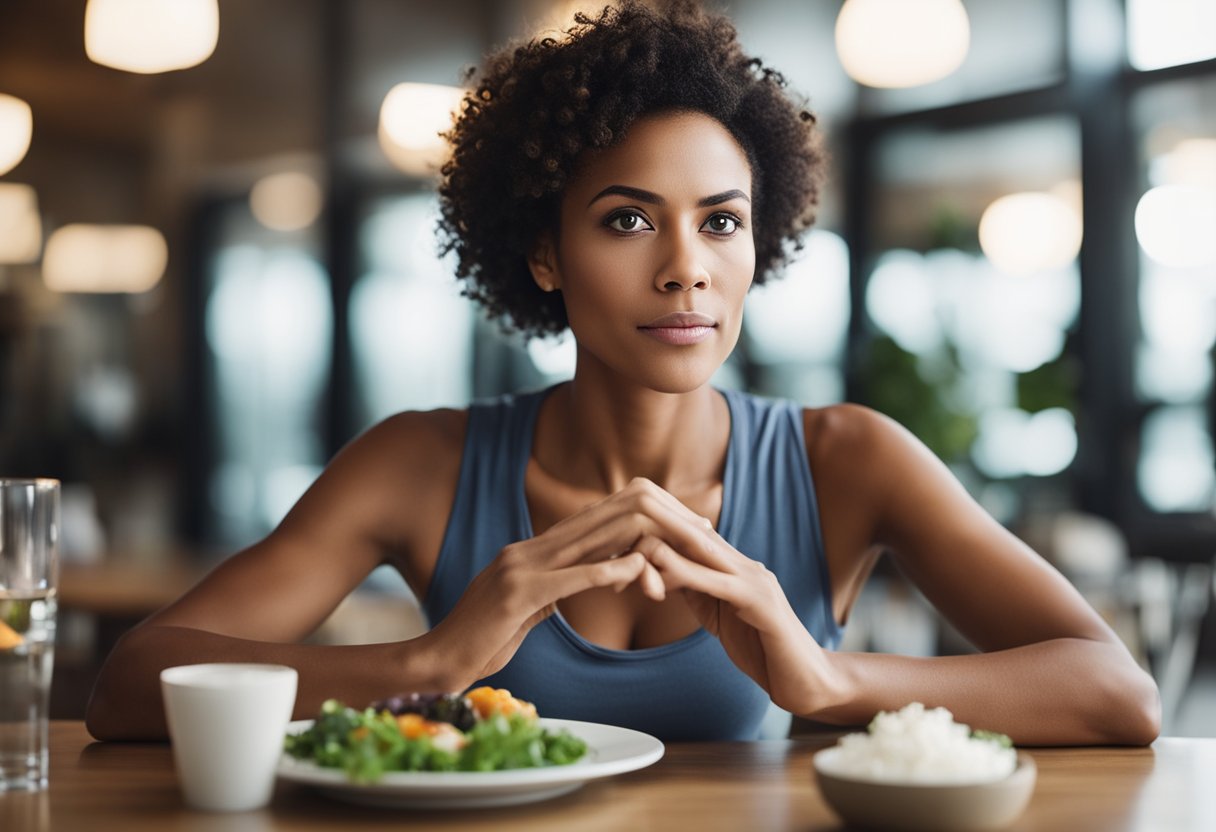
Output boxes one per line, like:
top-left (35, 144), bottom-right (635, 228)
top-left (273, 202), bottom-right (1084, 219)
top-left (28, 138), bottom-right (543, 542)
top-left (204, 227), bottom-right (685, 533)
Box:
top-left (605, 211), bottom-right (653, 234)
top-left (702, 213), bottom-right (742, 235)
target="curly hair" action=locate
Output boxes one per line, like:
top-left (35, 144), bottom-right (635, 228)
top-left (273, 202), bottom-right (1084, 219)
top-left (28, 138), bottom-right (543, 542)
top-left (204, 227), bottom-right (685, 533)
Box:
top-left (437, 0), bottom-right (825, 338)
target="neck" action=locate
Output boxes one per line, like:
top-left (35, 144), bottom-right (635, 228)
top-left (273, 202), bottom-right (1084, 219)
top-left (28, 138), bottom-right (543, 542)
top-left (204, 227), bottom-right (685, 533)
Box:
top-left (534, 370), bottom-right (730, 496)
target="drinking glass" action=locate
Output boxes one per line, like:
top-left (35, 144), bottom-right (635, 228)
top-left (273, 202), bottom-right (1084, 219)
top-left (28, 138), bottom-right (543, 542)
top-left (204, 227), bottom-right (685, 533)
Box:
top-left (0, 478), bottom-right (59, 792)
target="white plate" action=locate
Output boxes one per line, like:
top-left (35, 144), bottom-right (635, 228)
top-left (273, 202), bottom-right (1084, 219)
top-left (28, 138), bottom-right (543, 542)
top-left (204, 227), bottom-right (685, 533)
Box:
top-left (277, 718), bottom-right (664, 809)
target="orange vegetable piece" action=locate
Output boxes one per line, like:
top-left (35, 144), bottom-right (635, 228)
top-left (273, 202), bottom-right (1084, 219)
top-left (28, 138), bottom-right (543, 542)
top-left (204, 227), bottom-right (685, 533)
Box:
top-left (0, 620), bottom-right (24, 649)
top-left (464, 686), bottom-right (538, 721)
top-left (395, 713), bottom-right (431, 740)
top-left (395, 712), bottom-right (466, 752)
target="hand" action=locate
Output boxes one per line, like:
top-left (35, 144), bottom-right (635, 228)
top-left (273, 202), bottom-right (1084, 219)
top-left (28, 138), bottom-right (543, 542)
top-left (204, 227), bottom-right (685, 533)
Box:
top-left (422, 478), bottom-right (717, 689)
top-left (629, 492), bottom-right (839, 715)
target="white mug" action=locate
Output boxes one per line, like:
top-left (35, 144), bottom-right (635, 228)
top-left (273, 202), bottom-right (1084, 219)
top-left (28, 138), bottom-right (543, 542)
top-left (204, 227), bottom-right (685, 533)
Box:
top-left (160, 663), bottom-right (299, 812)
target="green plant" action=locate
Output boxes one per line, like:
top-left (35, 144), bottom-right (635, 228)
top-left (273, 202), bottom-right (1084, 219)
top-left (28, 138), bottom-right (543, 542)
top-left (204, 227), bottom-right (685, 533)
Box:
top-left (862, 335), bottom-right (978, 463)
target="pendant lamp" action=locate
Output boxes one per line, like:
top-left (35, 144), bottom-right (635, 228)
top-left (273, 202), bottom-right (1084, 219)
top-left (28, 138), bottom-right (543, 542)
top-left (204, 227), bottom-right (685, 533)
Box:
top-left (378, 83), bottom-right (465, 177)
top-left (43, 224), bottom-right (168, 293)
top-left (85, 0), bottom-right (219, 74)
top-left (979, 191), bottom-right (1082, 275)
top-left (0, 93), bottom-right (33, 175)
top-left (835, 0), bottom-right (970, 89)
top-left (250, 172), bottom-right (324, 232)
top-left (0, 183), bottom-right (41, 264)
top-left (1134, 137), bottom-right (1216, 268)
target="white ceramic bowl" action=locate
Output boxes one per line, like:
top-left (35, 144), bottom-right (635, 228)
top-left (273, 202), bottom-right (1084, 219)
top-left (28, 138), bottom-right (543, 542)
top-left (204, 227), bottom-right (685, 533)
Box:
top-left (812, 747), bottom-right (1037, 832)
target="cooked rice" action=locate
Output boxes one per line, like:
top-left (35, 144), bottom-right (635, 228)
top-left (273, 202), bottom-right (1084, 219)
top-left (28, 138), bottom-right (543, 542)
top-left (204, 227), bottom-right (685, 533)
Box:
top-left (828, 702), bottom-right (1017, 784)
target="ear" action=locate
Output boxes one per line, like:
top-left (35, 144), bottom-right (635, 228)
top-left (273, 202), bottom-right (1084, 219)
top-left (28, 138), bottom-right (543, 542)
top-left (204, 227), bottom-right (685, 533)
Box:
top-left (527, 232), bottom-right (562, 292)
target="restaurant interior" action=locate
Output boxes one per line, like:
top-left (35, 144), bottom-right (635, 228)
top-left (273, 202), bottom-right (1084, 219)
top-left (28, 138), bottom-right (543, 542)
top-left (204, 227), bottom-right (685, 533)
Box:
top-left (1, 0), bottom-right (1214, 738)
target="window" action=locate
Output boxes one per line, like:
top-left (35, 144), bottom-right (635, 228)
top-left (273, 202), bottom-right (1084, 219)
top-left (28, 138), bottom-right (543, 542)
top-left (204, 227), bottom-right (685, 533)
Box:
top-left (861, 116), bottom-right (1082, 508)
top-left (351, 193), bottom-right (475, 428)
top-left (1132, 75), bottom-right (1216, 512)
top-left (743, 230), bottom-right (850, 406)
top-left (204, 213), bottom-right (331, 545)
top-left (1127, 0), bottom-right (1216, 72)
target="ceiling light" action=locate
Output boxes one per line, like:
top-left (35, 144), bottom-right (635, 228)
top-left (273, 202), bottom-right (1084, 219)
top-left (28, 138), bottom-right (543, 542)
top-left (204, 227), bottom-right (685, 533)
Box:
top-left (979, 192), bottom-right (1082, 275)
top-left (378, 83), bottom-right (465, 177)
top-left (835, 0), bottom-right (970, 89)
top-left (43, 224), bottom-right (168, 293)
top-left (85, 0), bottom-right (219, 74)
top-left (0, 93), bottom-right (33, 176)
top-left (0, 183), bottom-right (41, 264)
top-left (250, 172), bottom-right (323, 232)
top-left (1135, 185), bottom-right (1216, 268)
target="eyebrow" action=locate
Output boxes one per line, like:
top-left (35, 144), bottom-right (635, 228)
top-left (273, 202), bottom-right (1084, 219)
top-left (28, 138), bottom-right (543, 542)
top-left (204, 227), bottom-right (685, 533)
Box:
top-left (587, 185), bottom-right (751, 208)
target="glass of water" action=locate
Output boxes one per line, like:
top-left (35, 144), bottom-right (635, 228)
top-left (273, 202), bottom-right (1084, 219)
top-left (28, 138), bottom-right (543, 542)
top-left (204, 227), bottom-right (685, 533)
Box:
top-left (0, 478), bottom-right (59, 792)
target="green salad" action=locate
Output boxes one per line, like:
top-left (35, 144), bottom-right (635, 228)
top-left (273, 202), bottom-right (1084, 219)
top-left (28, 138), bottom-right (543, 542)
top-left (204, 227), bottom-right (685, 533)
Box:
top-left (283, 689), bottom-right (588, 783)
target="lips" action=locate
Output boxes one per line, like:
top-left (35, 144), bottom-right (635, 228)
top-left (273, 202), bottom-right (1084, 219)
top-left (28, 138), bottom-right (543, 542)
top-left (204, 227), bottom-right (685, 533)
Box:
top-left (638, 311), bottom-right (718, 345)
top-left (639, 311), bottom-right (717, 329)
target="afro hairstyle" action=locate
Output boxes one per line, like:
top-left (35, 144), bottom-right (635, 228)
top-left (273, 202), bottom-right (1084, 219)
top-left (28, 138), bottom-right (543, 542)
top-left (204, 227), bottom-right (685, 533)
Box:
top-left (437, 0), bottom-right (826, 338)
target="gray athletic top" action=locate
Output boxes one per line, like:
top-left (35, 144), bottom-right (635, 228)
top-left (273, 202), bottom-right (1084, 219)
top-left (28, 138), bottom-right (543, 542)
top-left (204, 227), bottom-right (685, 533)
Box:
top-left (422, 385), bottom-right (842, 741)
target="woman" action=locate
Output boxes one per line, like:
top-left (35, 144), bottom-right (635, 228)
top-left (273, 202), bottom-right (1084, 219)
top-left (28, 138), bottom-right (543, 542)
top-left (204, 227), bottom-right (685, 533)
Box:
top-left (86, 1), bottom-right (1159, 744)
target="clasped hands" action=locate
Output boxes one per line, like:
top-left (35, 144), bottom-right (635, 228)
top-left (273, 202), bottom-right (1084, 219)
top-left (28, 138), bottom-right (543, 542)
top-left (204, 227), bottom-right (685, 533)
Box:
top-left (427, 477), bottom-right (837, 716)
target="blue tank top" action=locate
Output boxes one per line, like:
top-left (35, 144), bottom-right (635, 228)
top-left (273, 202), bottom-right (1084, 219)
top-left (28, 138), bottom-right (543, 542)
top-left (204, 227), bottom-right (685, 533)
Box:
top-left (422, 385), bottom-right (842, 741)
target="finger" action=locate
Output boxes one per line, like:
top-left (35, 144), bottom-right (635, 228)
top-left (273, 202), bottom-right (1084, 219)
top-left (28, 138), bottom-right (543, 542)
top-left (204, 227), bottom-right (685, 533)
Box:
top-left (538, 507), bottom-right (712, 568)
top-left (604, 546), bottom-right (665, 600)
top-left (632, 515), bottom-right (744, 574)
top-left (605, 535), bottom-right (667, 602)
top-left (614, 483), bottom-right (752, 573)
top-left (620, 480), bottom-right (720, 542)
top-left (522, 480), bottom-right (733, 575)
top-left (538, 479), bottom-right (711, 555)
top-left (639, 560), bottom-right (667, 602)
top-left (542, 552), bottom-right (650, 601)
top-left (645, 539), bottom-right (750, 606)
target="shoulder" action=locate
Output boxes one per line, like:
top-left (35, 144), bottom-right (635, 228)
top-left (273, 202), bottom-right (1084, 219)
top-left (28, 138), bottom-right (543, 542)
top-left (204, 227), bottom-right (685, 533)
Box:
top-left (279, 407), bottom-right (468, 543)
top-left (333, 389), bottom-right (547, 491)
top-left (324, 407), bottom-right (468, 485)
top-left (801, 402), bottom-right (922, 474)
top-left (360, 407), bottom-right (468, 460)
top-left (802, 401), bottom-right (955, 482)
top-left (800, 403), bottom-right (954, 532)
top-left (799, 403), bottom-right (893, 508)
top-left (259, 405), bottom-right (473, 596)
top-left (801, 402), bottom-right (988, 549)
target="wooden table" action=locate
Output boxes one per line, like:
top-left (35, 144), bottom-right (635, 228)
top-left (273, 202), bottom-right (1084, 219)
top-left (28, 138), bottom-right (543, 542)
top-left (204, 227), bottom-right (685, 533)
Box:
top-left (59, 557), bottom-right (206, 620)
top-left (1, 724), bottom-right (1213, 831)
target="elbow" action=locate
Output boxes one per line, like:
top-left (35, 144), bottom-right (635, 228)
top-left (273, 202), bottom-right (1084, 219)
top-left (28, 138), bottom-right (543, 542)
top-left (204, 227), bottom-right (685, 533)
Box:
top-left (84, 652), bottom-right (136, 741)
top-left (1098, 662), bottom-right (1162, 746)
top-left (83, 626), bottom-right (169, 742)
top-left (84, 686), bottom-right (119, 741)
top-left (1122, 671), bottom-right (1162, 746)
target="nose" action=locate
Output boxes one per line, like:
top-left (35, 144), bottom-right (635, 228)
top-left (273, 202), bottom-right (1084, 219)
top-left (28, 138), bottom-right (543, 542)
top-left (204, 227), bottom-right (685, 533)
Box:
top-left (654, 229), bottom-right (710, 292)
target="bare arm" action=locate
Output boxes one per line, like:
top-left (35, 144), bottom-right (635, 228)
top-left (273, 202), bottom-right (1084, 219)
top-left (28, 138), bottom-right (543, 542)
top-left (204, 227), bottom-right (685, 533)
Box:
top-left (85, 419), bottom-right (693, 741)
top-left (647, 405), bottom-right (1160, 746)
top-left (85, 410), bottom-right (463, 740)
top-left (806, 405), bottom-right (1160, 744)
top-left (86, 624), bottom-right (451, 741)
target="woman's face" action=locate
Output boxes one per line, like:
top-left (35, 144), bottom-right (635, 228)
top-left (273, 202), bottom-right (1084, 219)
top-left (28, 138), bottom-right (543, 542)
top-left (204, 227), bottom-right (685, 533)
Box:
top-left (532, 110), bottom-right (756, 394)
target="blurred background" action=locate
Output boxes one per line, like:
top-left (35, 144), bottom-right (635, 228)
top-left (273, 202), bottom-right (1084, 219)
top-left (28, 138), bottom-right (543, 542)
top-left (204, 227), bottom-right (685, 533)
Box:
top-left (1, 0), bottom-right (1214, 734)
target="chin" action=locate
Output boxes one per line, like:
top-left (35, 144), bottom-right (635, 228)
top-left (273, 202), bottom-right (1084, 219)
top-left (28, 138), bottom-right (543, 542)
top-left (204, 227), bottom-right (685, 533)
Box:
top-left (575, 339), bottom-right (731, 394)
top-left (633, 360), bottom-right (721, 395)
